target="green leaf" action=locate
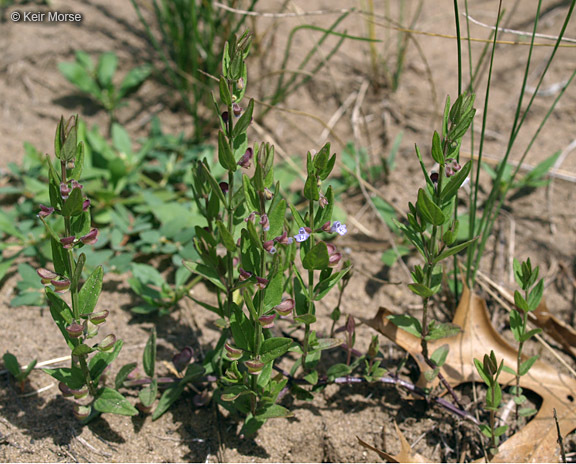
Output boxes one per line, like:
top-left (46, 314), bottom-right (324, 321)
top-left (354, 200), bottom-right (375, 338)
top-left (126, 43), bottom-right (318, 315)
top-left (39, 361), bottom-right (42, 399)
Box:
top-left (425, 321), bottom-right (461, 340)
top-left (440, 160), bottom-right (471, 203)
top-left (59, 62), bottom-right (99, 95)
top-left (219, 76), bottom-right (232, 106)
top-left (431, 131), bottom-right (445, 164)
top-left (304, 370), bottom-right (318, 385)
top-left (139, 379), bottom-right (158, 407)
top-left (79, 266), bottom-right (103, 316)
top-left (327, 363), bottom-right (352, 380)
top-left (152, 364), bottom-right (204, 420)
top-left (46, 289), bottom-right (75, 349)
top-left (514, 291), bottom-right (529, 313)
top-left (313, 338), bottom-right (342, 352)
top-left (433, 237), bottom-right (478, 264)
top-left (387, 314), bottom-right (422, 338)
top-left (314, 267), bottom-right (351, 300)
top-left (2, 353), bottom-right (21, 377)
top-left (430, 344), bottom-right (449, 367)
top-left (216, 220), bottom-right (236, 253)
top-left (263, 272), bottom-right (283, 311)
top-left (62, 187), bottom-right (84, 217)
top-left (417, 188), bottom-right (445, 226)
top-left (72, 344), bottom-right (94, 356)
top-left (183, 261), bottom-right (226, 292)
top-left (518, 407), bottom-right (538, 417)
top-left (527, 279), bottom-right (544, 311)
top-left (221, 384), bottom-right (251, 402)
top-left (294, 313), bottom-right (316, 325)
top-left (520, 328), bottom-right (542, 343)
top-left (118, 64), bottom-right (151, 98)
top-left (302, 241), bottom-right (329, 270)
top-left (143, 328), bottom-right (156, 378)
top-left (89, 340), bottom-right (123, 382)
top-left (303, 174), bottom-right (319, 201)
top-left (43, 366), bottom-right (85, 389)
top-left (242, 174), bottom-right (259, 213)
top-left (424, 367), bottom-right (440, 381)
top-left (502, 365), bottom-right (516, 376)
top-left (232, 98), bottom-right (254, 139)
top-left (115, 362), bottom-right (137, 390)
top-left (230, 304), bottom-right (254, 352)
top-left (94, 387), bottom-right (138, 416)
top-left (510, 308), bottom-right (524, 342)
top-left (217, 131), bottom-right (236, 171)
top-left (408, 282), bottom-right (434, 298)
top-left (494, 425), bottom-right (508, 437)
top-left (518, 356), bottom-right (538, 376)
top-left (267, 198), bottom-right (286, 239)
top-left (260, 338), bottom-right (292, 364)
top-left (96, 52), bottom-right (117, 87)
top-left (255, 404), bottom-right (293, 420)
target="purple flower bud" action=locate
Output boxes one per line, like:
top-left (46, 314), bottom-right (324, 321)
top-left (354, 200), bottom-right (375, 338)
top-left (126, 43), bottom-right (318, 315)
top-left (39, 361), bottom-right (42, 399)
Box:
top-left (368, 335), bottom-right (379, 359)
top-left (321, 221), bottom-right (332, 232)
top-left (258, 314), bottom-right (276, 329)
top-left (224, 343), bottom-right (243, 361)
top-left (222, 111), bottom-right (229, 124)
top-left (445, 165), bottom-right (454, 177)
top-left (330, 221), bottom-right (347, 236)
top-left (245, 211), bottom-right (256, 223)
top-left (238, 147), bottom-right (253, 169)
top-left (273, 230), bottom-right (293, 245)
top-left (60, 182), bottom-right (71, 200)
top-left (346, 315), bottom-right (356, 336)
top-left (89, 310), bottom-right (109, 325)
top-left (263, 240), bottom-right (277, 254)
top-left (58, 382), bottom-right (74, 398)
top-left (98, 334), bottom-right (116, 351)
top-left (326, 242), bottom-right (337, 255)
top-left (259, 213), bottom-right (270, 232)
top-left (52, 278), bottom-right (71, 293)
top-left (274, 298), bottom-right (294, 317)
top-left (219, 182), bottom-right (229, 194)
top-left (255, 276), bottom-right (268, 290)
top-left (172, 346), bottom-right (194, 372)
top-left (38, 204), bottom-right (55, 218)
top-left (73, 404), bottom-right (91, 421)
top-left (238, 268), bottom-right (252, 282)
top-left (263, 188), bottom-right (274, 200)
top-left (60, 236), bottom-right (76, 249)
top-left (79, 228), bottom-right (99, 245)
top-left (37, 267), bottom-right (58, 285)
top-left (232, 103), bottom-right (242, 117)
top-left (294, 227), bottom-right (311, 243)
top-left (430, 172), bottom-right (439, 183)
top-left (328, 252), bottom-right (342, 267)
top-left (66, 323), bottom-right (84, 338)
top-left (244, 359), bottom-right (265, 375)
top-left (82, 199), bottom-right (91, 211)
top-left (70, 180), bottom-right (83, 190)
top-left (319, 193), bottom-right (328, 208)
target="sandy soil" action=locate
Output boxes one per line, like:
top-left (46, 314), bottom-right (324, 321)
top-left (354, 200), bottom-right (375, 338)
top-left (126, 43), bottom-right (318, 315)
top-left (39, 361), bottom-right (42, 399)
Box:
top-left (1, 0), bottom-right (576, 462)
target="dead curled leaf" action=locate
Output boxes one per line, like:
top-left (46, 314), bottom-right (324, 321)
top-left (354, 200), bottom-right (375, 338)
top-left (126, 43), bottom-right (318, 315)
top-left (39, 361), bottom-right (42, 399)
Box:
top-left (364, 284), bottom-right (576, 463)
top-left (357, 422), bottom-right (428, 463)
top-left (532, 299), bottom-right (576, 358)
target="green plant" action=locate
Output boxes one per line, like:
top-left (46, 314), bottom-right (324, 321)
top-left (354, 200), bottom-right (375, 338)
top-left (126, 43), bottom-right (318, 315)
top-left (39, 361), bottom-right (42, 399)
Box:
top-left (2, 352), bottom-right (37, 392)
top-left (505, 258), bottom-right (543, 424)
top-left (390, 93), bottom-right (477, 375)
top-left (59, 51), bottom-right (151, 134)
top-left (130, 0), bottom-right (257, 140)
top-left (474, 350), bottom-right (507, 459)
top-left (36, 115), bottom-right (137, 421)
top-left (462, 0), bottom-right (576, 288)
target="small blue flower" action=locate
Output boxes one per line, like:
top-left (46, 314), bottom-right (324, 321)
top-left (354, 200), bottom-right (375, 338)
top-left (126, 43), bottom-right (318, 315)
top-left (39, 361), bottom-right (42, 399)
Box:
top-left (294, 227), bottom-right (310, 243)
top-left (330, 221), bottom-right (347, 236)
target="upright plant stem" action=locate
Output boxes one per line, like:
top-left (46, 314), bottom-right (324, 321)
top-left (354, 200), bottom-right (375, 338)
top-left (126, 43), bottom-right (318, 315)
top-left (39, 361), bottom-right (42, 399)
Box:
top-left (302, 197), bottom-right (315, 373)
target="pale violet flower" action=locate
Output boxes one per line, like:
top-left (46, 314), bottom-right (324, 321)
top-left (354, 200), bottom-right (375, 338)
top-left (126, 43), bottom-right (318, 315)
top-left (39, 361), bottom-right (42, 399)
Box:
top-left (330, 221), bottom-right (347, 236)
top-left (294, 227), bottom-right (310, 243)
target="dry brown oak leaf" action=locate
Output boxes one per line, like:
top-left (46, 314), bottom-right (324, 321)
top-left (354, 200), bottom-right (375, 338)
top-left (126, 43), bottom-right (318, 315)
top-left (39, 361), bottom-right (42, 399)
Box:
top-left (366, 284), bottom-right (576, 462)
top-left (357, 422), bottom-right (428, 463)
top-left (532, 299), bottom-right (576, 358)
